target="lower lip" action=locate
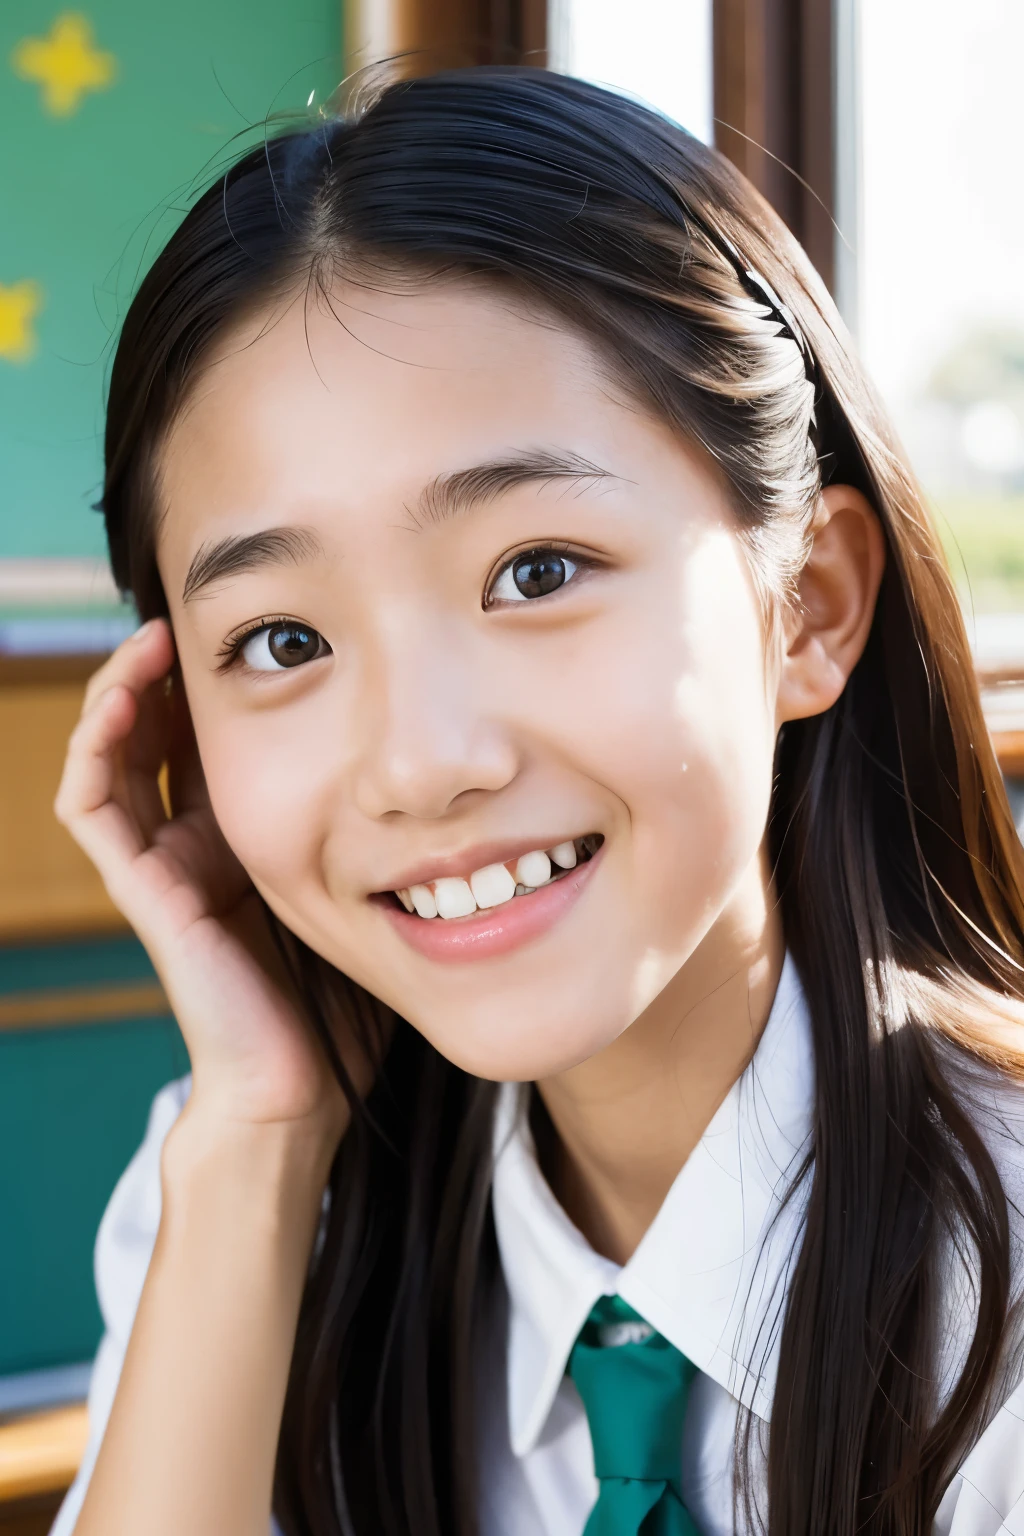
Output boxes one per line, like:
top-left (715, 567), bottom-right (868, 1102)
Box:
top-left (375, 845), bottom-right (605, 963)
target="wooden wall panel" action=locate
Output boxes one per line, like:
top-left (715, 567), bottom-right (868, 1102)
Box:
top-left (0, 667), bottom-right (124, 940)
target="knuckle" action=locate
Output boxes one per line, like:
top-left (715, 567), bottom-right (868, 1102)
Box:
top-left (66, 715), bottom-right (91, 753)
top-left (82, 665), bottom-right (114, 709)
top-left (84, 675), bottom-right (113, 708)
top-left (84, 652), bottom-right (131, 708)
top-left (53, 787), bottom-right (77, 830)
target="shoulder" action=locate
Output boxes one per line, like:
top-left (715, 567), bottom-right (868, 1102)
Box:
top-left (95, 1073), bottom-right (191, 1340)
top-left (961, 1054), bottom-right (1024, 1370)
top-left (935, 1374), bottom-right (1024, 1534)
top-left (924, 1049), bottom-right (1024, 1529)
top-left (49, 1075), bottom-right (192, 1536)
top-left (929, 1043), bottom-right (1024, 1360)
top-left (949, 1047), bottom-right (1024, 1226)
top-left (941, 1046), bottom-right (1024, 1325)
top-left (924, 1032), bottom-right (1024, 1218)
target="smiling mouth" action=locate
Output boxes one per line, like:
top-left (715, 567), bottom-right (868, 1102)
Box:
top-left (390, 833), bottom-right (604, 921)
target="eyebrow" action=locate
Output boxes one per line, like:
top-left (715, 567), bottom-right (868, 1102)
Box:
top-left (413, 450), bottom-right (614, 527)
top-left (181, 451), bottom-right (615, 601)
top-left (181, 526), bottom-right (323, 603)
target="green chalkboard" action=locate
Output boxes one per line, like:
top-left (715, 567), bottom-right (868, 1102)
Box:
top-left (0, 936), bottom-right (190, 1375)
top-left (0, 1), bottom-right (342, 561)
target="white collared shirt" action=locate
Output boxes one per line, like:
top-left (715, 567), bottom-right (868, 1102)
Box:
top-left (53, 956), bottom-right (1024, 1535)
top-left (482, 951), bottom-right (814, 1534)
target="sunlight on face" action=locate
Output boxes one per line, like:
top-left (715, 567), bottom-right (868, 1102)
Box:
top-left (155, 280), bottom-right (779, 1080)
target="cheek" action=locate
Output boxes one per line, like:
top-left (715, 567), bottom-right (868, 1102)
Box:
top-left (190, 703), bottom-right (334, 893)
top-left (549, 534), bottom-right (776, 920)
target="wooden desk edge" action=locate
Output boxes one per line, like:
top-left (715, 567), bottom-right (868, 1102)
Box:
top-left (0, 1403), bottom-right (88, 1503)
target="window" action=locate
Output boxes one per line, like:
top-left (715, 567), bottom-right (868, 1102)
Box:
top-left (550, 0), bottom-right (713, 142)
top-left (858, 0), bottom-right (1024, 668)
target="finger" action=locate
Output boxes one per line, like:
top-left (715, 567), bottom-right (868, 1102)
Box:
top-left (77, 621), bottom-right (176, 843)
top-left (64, 685), bottom-right (171, 852)
top-left (123, 672), bottom-right (174, 775)
top-left (121, 678), bottom-right (177, 835)
top-left (118, 748), bottom-right (172, 850)
top-left (57, 683), bottom-right (136, 818)
top-left (165, 674), bottom-right (210, 817)
top-left (67, 796), bottom-right (149, 896)
top-left (82, 618), bottom-right (175, 713)
top-left (55, 684), bottom-right (148, 873)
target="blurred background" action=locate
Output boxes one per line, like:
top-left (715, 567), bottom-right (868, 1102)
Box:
top-left (2, 0), bottom-right (1022, 1528)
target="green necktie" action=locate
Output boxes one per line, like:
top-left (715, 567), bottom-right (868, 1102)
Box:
top-left (568, 1295), bottom-right (700, 1536)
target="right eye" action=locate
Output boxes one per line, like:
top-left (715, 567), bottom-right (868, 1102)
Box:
top-left (240, 621), bottom-right (331, 672)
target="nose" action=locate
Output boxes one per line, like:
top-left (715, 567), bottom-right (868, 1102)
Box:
top-left (349, 623), bottom-right (519, 821)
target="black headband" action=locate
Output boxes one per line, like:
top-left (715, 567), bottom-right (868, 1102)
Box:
top-left (716, 232), bottom-right (816, 384)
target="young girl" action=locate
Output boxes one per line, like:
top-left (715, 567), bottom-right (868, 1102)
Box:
top-left (51, 68), bottom-right (1024, 1536)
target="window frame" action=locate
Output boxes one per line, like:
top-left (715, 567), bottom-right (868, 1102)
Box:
top-left (344, 0), bottom-right (547, 69)
top-left (712, 0), bottom-right (837, 295)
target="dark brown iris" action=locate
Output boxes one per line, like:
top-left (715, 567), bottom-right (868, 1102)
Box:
top-left (267, 623), bottom-right (321, 667)
top-left (512, 552), bottom-right (567, 599)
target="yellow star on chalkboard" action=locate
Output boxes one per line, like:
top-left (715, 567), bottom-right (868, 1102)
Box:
top-left (0, 281), bottom-right (44, 363)
top-left (12, 13), bottom-right (116, 117)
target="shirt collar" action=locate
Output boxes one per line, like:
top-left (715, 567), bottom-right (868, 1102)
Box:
top-left (491, 952), bottom-right (814, 1458)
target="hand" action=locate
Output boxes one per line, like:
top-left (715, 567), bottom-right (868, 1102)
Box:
top-left (56, 619), bottom-right (354, 1143)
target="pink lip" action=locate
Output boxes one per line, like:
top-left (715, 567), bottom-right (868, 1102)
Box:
top-left (375, 842), bottom-right (605, 963)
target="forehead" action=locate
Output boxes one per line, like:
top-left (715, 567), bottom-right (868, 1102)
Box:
top-left (157, 279), bottom-right (626, 545)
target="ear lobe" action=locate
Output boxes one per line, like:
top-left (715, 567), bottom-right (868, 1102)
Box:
top-left (776, 484), bottom-right (886, 725)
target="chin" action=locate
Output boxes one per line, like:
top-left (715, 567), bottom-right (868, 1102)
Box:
top-left (418, 1009), bottom-right (626, 1083)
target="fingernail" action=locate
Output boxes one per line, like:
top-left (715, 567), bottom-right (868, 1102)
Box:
top-left (130, 619), bottom-right (156, 642)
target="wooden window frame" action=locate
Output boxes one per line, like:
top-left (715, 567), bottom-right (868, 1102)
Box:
top-left (345, 0), bottom-right (546, 71)
top-left (345, 0), bottom-right (839, 294)
top-left (713, 0), bottom-right (836, 294)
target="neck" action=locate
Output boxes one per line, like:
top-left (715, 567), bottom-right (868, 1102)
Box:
top-left (534, 849), bottom-right (784, 1265)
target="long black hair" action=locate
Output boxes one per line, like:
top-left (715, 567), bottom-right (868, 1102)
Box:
top-left (101, 68), bottom-right (1024, 1536)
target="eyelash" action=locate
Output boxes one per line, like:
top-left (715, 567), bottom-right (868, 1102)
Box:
top-left (216, 545), bottom-right (597, 671)
top-left (215, 616), bottom-right (304, 672)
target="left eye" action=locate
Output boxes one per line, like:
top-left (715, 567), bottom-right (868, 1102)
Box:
top-left (240, 621), bottom-right (330, 672)
top-left (490, 550), bottom-right (579, 603)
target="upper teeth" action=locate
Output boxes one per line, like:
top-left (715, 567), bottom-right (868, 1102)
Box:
top-left (470, 863), bottom-right (517, 910)
top-left (396, 838), bottom-right (587, 920)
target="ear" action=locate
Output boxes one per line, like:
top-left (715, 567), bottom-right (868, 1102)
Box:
top-left (776, 484), bottom-right (886, 725)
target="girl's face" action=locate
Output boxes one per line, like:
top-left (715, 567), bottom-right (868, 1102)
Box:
top-left (157, 281), bottom-right (783, 1080)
